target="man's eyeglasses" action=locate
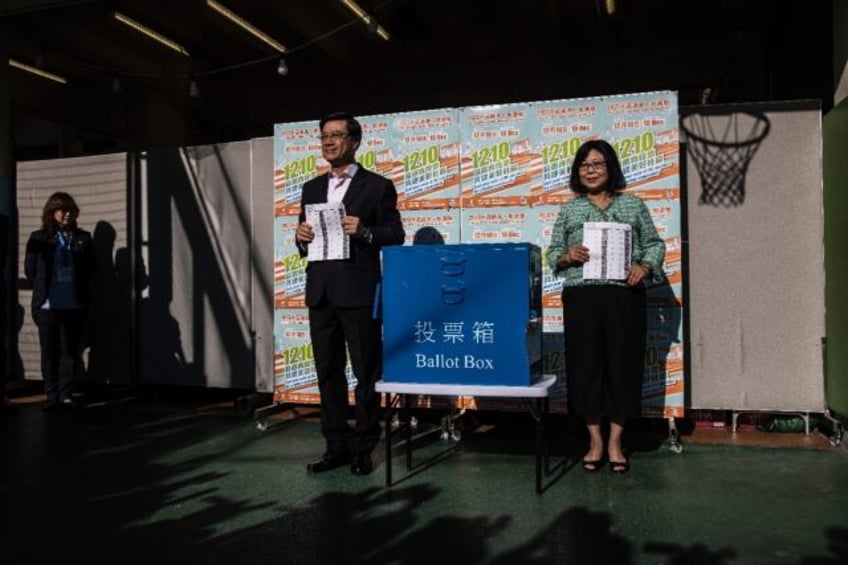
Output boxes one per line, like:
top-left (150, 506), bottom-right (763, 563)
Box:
top-left (578, 160), bottom-right (607, 172)
top-left (319, 132), bottom-right (350, 142)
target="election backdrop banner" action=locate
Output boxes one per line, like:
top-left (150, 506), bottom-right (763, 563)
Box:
top-left (273, 90), bottom-right (683, 418)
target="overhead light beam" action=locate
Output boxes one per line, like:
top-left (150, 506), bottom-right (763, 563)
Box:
top-left (207, 0), bottom-right (287, 53)
top-left (8, 58), bottom-right (67, 84)
top-left (114, 11), bottom-right (190, 56)
top-left (339, 0), bottom-right (391, 41)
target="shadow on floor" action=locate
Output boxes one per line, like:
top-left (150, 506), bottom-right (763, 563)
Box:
top-left (1, 382), bottom-right (847, 564)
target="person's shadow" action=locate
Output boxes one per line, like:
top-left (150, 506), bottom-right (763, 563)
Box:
top-left (634, 272), bottom-right (685, 447)
top-left (412, 226), bottom-right (445, 245)
top-left (87, 221), bottom-right (118, 384)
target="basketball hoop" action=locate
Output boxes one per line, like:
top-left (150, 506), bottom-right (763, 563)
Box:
top-left (681, 112), bottom-right (770, 207)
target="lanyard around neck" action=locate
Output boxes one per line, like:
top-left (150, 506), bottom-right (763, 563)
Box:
top-left (56, 231), bottom-right (72, 251)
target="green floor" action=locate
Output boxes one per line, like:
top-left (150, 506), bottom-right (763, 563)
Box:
top-left (1, 388), bottom-right (847, 564)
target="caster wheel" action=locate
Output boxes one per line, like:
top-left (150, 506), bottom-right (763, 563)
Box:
top-left (450, 429), bottom-right (462, 442)
top-left (256, 420), bottom-right (268, 432)
top-left (669, 442), bottom-right (683, 454)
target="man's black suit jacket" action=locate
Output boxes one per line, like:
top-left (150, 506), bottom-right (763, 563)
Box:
top-left (298, 165), bottom-right (405, 309)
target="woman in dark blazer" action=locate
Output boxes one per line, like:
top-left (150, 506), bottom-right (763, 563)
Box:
top-left (25, 192), bottom-right (94, 410)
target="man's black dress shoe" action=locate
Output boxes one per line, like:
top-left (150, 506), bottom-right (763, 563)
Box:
top-left (306, 452), bottom-right (350, 474)
top-left (42, 401), bottom-right (59, 412)
top-left (350, 454), bottom-right (373, 476)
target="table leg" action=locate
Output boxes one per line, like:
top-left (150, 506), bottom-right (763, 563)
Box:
top-left (535, 397), bottom-right (543, 494)
top-left (385, 392), bottom-right (393, 488)
top-left (404, 395), bottom-right (413, 471)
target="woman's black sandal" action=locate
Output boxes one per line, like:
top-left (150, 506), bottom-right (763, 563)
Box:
top-left (609, 459), bottom-right (630, 474)
top-left (583, 459), bottom-right (604, 473)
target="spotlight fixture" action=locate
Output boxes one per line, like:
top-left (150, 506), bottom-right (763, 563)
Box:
top-left (8, 58), bottom-right (67, 84)
top-left (604, 0), bottom-right (616, 16)
top-left (277, 58), bottom-right (289, 76)
top-left (207, 0), bottom-right (287, 53)
top-left (114, 11), bottom-right (190, 56)
top-left (112, 78), bottom-right (122, 94)
top-left (339, 0), bottom-right (391, 41)
top-left (189, 79), bottom-right (199, 98)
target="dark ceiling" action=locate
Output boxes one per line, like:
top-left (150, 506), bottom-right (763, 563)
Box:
top-left (1, 0), bottom-right (835, 160)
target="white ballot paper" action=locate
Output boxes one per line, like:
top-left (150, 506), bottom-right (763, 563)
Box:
top-left (582, 221), bottom-right (632, 280)
top-left (305, 203), bottom-right (349, 262)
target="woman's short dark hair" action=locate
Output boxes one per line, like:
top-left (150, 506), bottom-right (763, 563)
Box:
top-left (569, 139), bottom-right (627, 195)
top-left (319, 111), bottom-right (362, 143)
top-left (42, 191), bottom-right (79, 232)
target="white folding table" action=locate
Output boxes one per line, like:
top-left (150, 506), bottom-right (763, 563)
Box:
top-left (375, 375), bottom-right (557, 494)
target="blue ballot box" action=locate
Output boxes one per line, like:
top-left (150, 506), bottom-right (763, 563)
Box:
top-left (381, 243), bottom-right (543, 386)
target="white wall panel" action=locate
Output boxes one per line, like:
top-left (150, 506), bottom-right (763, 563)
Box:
top-left (684, 102), bottom-right (825, 411)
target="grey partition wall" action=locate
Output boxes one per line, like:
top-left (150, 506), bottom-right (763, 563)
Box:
top-left (141, 143), bottom-right (259, 390)
top-left (15, 143), bottom-right (275, 392)
top-left (683, 101), bottom-right (826, 412)
top-left (250, 137), bottom-right (275, 394)
top-left (16, 153), bottom-right (130, 384)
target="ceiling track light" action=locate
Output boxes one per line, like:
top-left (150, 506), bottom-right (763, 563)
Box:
top-left (339, 0), bottom-right (391, 41)
top-left (277, 58), bottom-right (289, 76)
top-left (207, 0), bottom-right (287, 53)
top-left (112, 77), bottom-right (122, 94)
top-left (189, 79), bottom-right (199, 98)
top-left (114, 11), bottom-right (190, 56)
top-left (8, 58), bottom-right (67, 84)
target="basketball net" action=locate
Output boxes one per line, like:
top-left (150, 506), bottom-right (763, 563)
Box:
top-left (681, 112), bottom-right (770, 207)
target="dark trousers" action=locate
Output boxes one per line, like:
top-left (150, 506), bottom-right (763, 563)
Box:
top-left (563, 285), bottom-right (646, 424)
top-left (309, 302), bottom-right (383, 457)
top-left (33, 308), bottom-right (87, 404)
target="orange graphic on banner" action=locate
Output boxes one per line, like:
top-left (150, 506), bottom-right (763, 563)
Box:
top-left (275, 290), bottom-right (305, 309)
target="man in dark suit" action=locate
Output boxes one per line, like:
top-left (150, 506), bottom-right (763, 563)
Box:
top-left (295, 112), bottom-right (405, 475)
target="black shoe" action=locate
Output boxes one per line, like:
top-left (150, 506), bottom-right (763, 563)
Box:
top-left (42, 401), bottom-right (60, 412)
top-left (306, 452), bottom-right (350, 474)
top-left (350, 454), bottom-right (373, 476)
top-left (0, 397), bottom-right (17, 414)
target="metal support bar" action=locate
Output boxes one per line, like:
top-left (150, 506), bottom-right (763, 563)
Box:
top-left (666, 417), bottom-right (683, 453)
top-left (253, 401), bottom-right (297, 431)
top-left (823, 410), bottom-right (845, 446)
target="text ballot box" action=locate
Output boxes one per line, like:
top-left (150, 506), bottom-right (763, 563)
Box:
top-left (381, 243), bottom-right (543, 385)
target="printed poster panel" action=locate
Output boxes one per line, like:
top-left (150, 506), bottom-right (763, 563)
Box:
top-left (273, 308), bottom-right (355, 404)
top-left (355, 114), bottom-right (393, 178)
top-left (460, 103), bottom-right (539, 208)
top-left (274, 121), bottom-right (326, 216)
top-left (389, 108), bottom-right (461, 210)
top-left (274, 214), bottom-right (306, 310)
top-left (536, 203), bottom-right (568, 328)
top-left (642, 307), bottom-right (685, 417)
top-left (460, 206), bottom-right (541, 245)
top-left (402, 208), bottom-right (461, 246)
top-left (532, 100), bottom-right (598, 205)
